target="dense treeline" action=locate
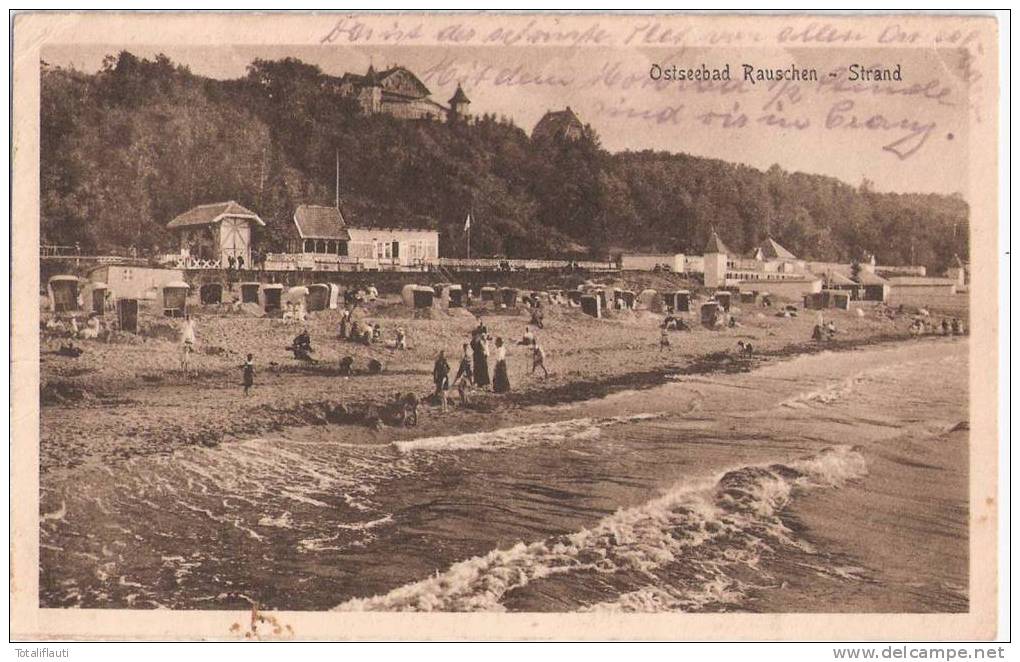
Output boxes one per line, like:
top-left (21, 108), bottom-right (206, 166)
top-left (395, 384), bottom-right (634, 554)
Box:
top-left (40, 51), bottom-right (969, 272)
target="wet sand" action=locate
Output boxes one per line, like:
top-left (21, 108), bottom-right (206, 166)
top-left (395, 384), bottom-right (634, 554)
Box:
top-left (40, 295), bottom-right (941, 473)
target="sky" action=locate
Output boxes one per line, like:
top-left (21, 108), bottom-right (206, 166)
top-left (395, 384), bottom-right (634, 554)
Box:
top-left (42, 41), bottom-right (973, 197)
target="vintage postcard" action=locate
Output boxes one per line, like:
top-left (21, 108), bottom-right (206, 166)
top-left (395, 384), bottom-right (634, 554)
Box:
top-left (10, 11), bottom-right (1000, 641)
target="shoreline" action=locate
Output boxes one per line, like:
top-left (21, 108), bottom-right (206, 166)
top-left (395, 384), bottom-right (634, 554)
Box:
top-left (40, 322), bottom-right (945, 474)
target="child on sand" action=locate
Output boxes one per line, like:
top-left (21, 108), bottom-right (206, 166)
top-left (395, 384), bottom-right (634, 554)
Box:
top-left (454, 344), bottom-right (473, 406)
top-left (241, 354), bottom-right (255, 396)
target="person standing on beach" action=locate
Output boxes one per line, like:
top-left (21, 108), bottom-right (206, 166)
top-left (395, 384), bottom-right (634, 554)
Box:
top-left (241, 353), bottom-right (255, 396)
top-left (180, 315), bottom-right (197, 376)
top-left (531, 341), bottom-right (548, 379)
top-left (660, 326), bottom-right (670, 351)
top-left (471, 332), bottom-right (491, 389)
top-left (493, 337), bottom-right (511, 393)
top-left (433, 351), bottom-right (451, 413)
top-left (454, 343), bottom-right (473, 406)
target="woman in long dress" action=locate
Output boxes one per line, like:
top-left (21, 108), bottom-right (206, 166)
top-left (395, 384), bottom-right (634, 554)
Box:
top-left (472, 332), bottom-right (490, 388)
top-left (492, 337), bottom-right (511, 394)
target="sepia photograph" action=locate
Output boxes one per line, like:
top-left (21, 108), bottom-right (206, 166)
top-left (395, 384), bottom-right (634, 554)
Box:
top-left (10, 10), bottom-right (1002, 643)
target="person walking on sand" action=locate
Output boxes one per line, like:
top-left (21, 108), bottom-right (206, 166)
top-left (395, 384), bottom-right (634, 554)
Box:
top-left (241, 353), bottom-right (255, 396)
top-left (493, 337), bottom-right (511, 393)
top-left (454, 343), bottom-right (473, 406)
top-left (531, 341), bottom-right (548, 379)
top-left (433, 350), bottom-right (451, 413)
top-left (660, 326), bottom-right (671, 351)
top-left (471, 332), bottom-right (491, 389)
top-left (179, 315), bottom-right (197, 376)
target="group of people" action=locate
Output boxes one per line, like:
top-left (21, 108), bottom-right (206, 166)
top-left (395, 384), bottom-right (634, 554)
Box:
top-left (911, 317), bottom-right (966, 336)
top-left (337, 309), bottom-right (404, 348)
top-left (430, 318), bottom-right (539, 412)
top-left (812, 319), bottom-right (839, 342)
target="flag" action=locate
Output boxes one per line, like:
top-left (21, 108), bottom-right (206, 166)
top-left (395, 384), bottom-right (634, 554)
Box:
top-left (464, 213), bottom-right (472, 231)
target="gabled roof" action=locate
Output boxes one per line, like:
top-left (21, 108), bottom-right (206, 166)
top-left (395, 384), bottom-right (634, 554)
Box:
top-left (343, 65), bottom-right (432, 98)
top-left (855, 270), bottom-right (889, 285)
top-left (532, 107), bottom-right (586, 141)
top-left (760, 236), bottom-right (797, 260)
top-left (826, 272), bottom-right (858, 286)
top-left (167, 201), bottom-right (264, 229)
top-left (293, 205), bottom-right (351, 240)
top-left (703, 229), bottom-right (730, 255)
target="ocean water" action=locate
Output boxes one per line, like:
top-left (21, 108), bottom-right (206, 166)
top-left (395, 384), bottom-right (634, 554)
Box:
top-left (40, 339), bottom-right (969, 612)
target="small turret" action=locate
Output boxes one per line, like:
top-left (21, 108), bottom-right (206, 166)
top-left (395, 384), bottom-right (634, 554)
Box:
top-left (448, 84), bottom-right (471, 123)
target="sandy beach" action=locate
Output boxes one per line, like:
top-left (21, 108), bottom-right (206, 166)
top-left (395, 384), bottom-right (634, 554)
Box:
top-left (39, 288), bottom-right (961, 474)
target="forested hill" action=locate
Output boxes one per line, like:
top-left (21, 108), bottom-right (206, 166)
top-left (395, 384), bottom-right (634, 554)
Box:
top-left (40, 52), bottom-right (969, 272)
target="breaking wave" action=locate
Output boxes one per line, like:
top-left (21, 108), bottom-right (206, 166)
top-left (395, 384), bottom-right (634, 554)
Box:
top-left (335, 445), bottom-right (867, 612)
top-left (393, 413), bottom-right (664, 454)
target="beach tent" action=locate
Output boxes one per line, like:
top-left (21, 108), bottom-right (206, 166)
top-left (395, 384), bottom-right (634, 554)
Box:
top-left (306, 284), bottom-right (330, 312)
top-left (239, 282), bottom-right (261, 304)
top-left (400, 284), bottom-right (417, 307)
top-left (602, 287), bottom-right (617, 309)
top-left (400, 283), bottom-right (414, 306)
top-left (82, 281), bottom-right (109, 315)
top-left (635, 289), bottom-right (662, 313)
top-left (715, 291), bottom-right (732, 311)
top-left (480, 285), bottom-right (497, 302)
top-left (116, 298), bottom-right (139, 333)
top-left (412, 286), bottom-right (435, 309)
top-left (580, 294), bottom-right (601, 318)
top-left (739, 291), bottom-right (757, 304)
top-left (615, 290), bottom-right (636, 310)
top-left (832, 291), bottom-right (851, 310)
top-left (327, 283), bottom-right (342, 309)
top-left (401, 284), bottom-right (434, 308)
top-left (445, 284), bottom-right (464, 308)
top-left (47, 275), bottom-right (81, 313)
top-left (162, 281), bottom-right (190, 317)
top-left (262, 283), bottom-right (284, 312)
top-left (199, 283), bottom-right (223, 305)
top-left (566, 290), bottom-right (583, 307)
top-left (500, 287), bottom-right (519, 308)
top-left (700, 301), bottom-right (723, 327)
top-left (663, 290), bottom-right (691, 313)
top-left (285, 285), bottom-right (309, 304)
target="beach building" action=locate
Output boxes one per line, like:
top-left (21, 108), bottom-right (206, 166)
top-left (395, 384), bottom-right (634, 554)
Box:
top-left (886, 276), bottom-right (958, 297)
top-left (703, 229), bottom-right (730, 288)
top-left (86, 265), bottom-right (185, 300)
top-left (277, 204), bottom-right (439, 271)
top-left (167, 201), bottom-right (265, 268)
top-left (856, 270), bottom-right (890, 302)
